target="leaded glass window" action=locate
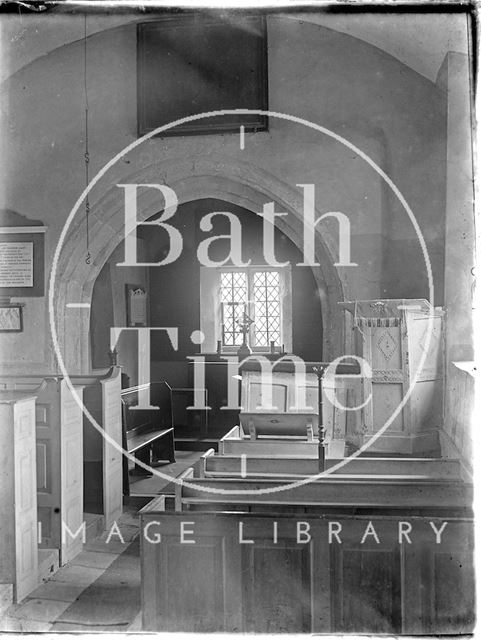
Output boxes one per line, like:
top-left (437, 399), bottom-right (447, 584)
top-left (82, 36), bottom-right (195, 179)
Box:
top-left (253, 271), bottom-right (281, 347)
top-left (220, 271), bottom-right (247, 346)
top-left (220, 269), bottom-right (282, 349)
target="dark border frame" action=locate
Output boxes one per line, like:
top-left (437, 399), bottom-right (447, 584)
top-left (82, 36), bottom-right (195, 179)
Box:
top-left (137, 14), bottom-right (268, 137)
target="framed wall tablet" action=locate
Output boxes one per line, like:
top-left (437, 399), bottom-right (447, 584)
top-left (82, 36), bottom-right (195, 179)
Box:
top-left (126, 284), bottom-right (147, 327)
top-left (137, 14), bottom-right (268, 136)
top-left (0, 212), bottom-right (46, 297)
top-left (0, 303), bottom-right (23, 332)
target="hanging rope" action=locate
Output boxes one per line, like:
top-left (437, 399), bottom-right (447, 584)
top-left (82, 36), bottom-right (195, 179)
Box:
top-left (83, 14), bottom-right (91, 265)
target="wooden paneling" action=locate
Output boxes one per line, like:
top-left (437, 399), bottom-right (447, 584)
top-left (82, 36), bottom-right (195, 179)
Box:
top-left (139, 510), bottom-right (474, 634)
top-left (403, 538), bottom-right (475, 634)
top-left (60, 381), bottom-right (84, 563)
top-left (71, 367), bottom-right (123, 524)
top-left (242, 542), bottom-right (311, 632)
top-left (13, 398), bottom-right (38, 602)
top-left (0, 376), bottom-right (84, 563)
top-left (0, 394), bottom-right (38, 602)
top-left (341, 299), bottom-right (444, 454)
top-left (165, 542), bottom-right (224, 631)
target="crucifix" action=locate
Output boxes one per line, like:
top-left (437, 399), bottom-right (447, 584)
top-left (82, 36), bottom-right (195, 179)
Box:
top-left (235, 307), bottom-right (255, 357)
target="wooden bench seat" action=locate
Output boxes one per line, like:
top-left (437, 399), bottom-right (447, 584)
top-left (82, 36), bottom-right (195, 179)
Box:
top-left (121, 383), bottom-right (175, 488)
top-left (199, 449), bottom-right (463, 479)
top-left (174, 466), bottom-right (472, 512)
top-left (127, 427), bottom-right (174, 454)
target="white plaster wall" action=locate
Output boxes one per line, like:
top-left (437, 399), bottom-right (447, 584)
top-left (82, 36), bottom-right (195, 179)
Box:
top-left (0, 16), bottom-right (447, 374)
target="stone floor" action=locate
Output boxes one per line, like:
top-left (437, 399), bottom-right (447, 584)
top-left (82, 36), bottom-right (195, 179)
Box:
top-left (0, 450), bottom-right (204, 633)
top-left (0, 508), bottom-right (142, 632)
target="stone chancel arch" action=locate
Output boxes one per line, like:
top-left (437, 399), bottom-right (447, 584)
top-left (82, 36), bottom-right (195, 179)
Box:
top-left (53, 156), bottom-right (346, 374)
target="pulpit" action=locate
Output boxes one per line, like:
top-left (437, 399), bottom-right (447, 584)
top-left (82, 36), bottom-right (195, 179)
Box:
top-left (340, 299), bottom-right (444, 455)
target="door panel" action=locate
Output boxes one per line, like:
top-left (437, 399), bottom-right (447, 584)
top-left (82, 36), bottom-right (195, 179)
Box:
top-left (35, 382), bottom-right (61, 551)
top-left (14, 399), bottom-right (38, 602)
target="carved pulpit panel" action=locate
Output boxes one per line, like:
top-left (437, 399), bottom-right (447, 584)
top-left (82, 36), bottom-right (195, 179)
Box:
top-left (340, 299), bottom-right (444, 455)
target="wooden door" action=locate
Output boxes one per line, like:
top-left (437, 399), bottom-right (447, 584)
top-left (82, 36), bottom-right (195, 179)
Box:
top-left (13, 397), bottom-right (38, 602)
top-left (60, 381), bottom-right (84, 564)
top-left (101, 367), bottom-right (123, 527)
top-left (35, 379), bottom-right (61, 552)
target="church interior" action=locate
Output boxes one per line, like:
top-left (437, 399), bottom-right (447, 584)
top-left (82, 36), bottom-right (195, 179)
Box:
top-left (0, 5), bottom-right (476, 634)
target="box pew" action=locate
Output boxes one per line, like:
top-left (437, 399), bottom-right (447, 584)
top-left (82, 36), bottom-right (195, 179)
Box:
top-left (69, 366), bottom-right (122, 527)
top-left (140, 501), bottom-right (474, 634)
top-left (198, 448), bottom-right (463, 480)
top-left (174, 467), bottom-right (472, 513)
top-left (0, 375), bottom-right (84, 565)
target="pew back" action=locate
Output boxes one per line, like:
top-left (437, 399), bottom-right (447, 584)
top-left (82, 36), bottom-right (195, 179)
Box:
top-left (199, 449), bottom-right (463, 480)
top-left (139, 504), bottom-right (474, 634)
top-left (70, 366), bottom-right (122, 526)
top-left (174, 466), bottom-right (472, 513)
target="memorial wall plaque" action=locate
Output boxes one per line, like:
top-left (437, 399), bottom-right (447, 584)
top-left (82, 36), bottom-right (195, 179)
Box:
top-left (0, 227), bottom-right (45, 297)
top-left (0, 242), bottom-right (34, 288)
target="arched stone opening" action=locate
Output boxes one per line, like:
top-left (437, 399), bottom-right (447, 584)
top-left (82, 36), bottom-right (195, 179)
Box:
top-left (52, 156), bottom-right (347, 374)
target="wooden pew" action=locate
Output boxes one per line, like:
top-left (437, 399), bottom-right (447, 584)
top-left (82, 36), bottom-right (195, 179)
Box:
top-left (0, 375), bottom-right (84, 565)
top-left (139, 502), bottom-right (475, 634)
top-left (69, 366), bottom-right (122, 527)
top-left (121, 382), bottom-right (175, 490)
top-left (198, 448), bottom-right (463, 480)
top-left (174, 467), bottom-right (472, 513)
